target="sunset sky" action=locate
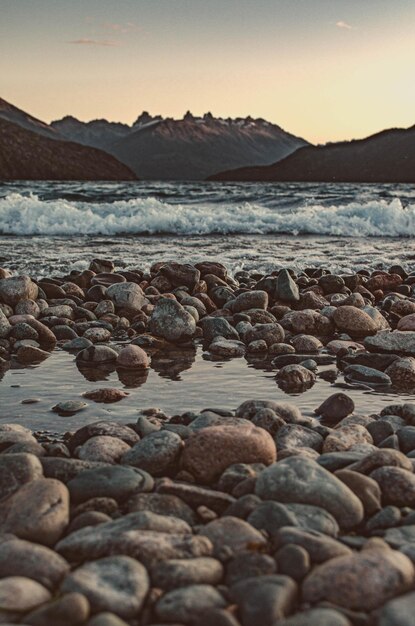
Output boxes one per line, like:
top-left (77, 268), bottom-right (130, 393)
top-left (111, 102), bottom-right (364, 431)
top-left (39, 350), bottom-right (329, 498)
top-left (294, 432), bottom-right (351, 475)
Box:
top-left (1, 0), bottom-right (414, 143)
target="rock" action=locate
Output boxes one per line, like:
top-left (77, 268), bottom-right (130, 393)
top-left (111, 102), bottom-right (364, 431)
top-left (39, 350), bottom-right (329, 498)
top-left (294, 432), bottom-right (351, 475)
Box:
top-left (0, 575), bottom-right (51, 612)
top-left (24, 592), bottom-right (90, 626)
top-left (397, 425), bottom-right (415, 453)
top-left (333, 306), bottom-right (382, 336)
top-left (127, 492), bottom-right (196, 525)
top-left (230, 575), bottom-right (298, 626)
top-left (199, 516), bottom-right (267, 559)
top-left (334, 469), bottom-right (381, 516)
top-left (281, 309), bottom-right (333, 336)
top-left (0, 275), bottom-right (38, 306)
top-left (246, 323), bottom-right (285, 346)
top-left (83, 388), bottom-right (129, 403)
top-left (181, 424), bottom-right (276, 484)
top-left (370, 466), bottom-right (415, 507)
top-left (76, 344), bottom-right (118, 365)
top-left (276, 424), bottom-right (323, 452)
top-left (106, 282), bottom-right (147, 315)
top-left (276, 364), bottom-right (316, 392)
top-left (0, 453), bottom-right (43, 501)
top-left (61, 556), bottom-right (148, 618)
top-left (157, 478), bottom-right (235, 514)
top-left (326, 339), bottom-right (364, 354)
top-left (209, 338), bottom-right (245, 357)
top-left (87, 614), bottom-right (129, 626)
top-left (302, 548), bottom-right (414, 610)
top-left (349, 448), bottom-right (413, 474)
top-left (285, 503), bottom-right (339, 536)
top-left (16, 345), bottom-right (51, 364)
top-left (76, 436), bottom-right (131, 464)
top-left (57, 520), bottom-right (211, 565)
top-left (83, 327), bottom-right (111, 343)
top-left (155, 584), bottom-right (226, 624)
top-left (52, 400), bottom-right (88, 415)
top-left (323, 425), bottom-right (373, 453)
top-left (149, 297), bottom-right (196, 342)
top-left (160, 261), bottom-right (201, 289)
top-left (255, 457), bottom-right (364, 529)
top-left (67, 511), bottom-right (111, 534)
top-left (365, 330), bottom-right (415, 356)
top-left (277, 269), bottom-right (300, 302)
top-left (232, 290), bottom-right (268, 313)
top-left (115, 344), bottom-right (149, 369)
top-left (379, 591), bottom-right (415, 626)
top-left (385, 525), bottom-right (415, 548)
top-left (62, 337), bottom-right (93, 351)
top-left (366, 272), bottom-right (402, 292)
top-left (344, 364), bottom-right (391, 385)
top-left (225, 552), bottom-right (276, 585)
top-left (67, 421), bottom-right (139, 454)
top-left (151, 557), bottom-right (223, 590)
top-left (366, 506), bottom-right (401, 532)
top-left (0, 309), bottom-right (11, 338)
top-left (386, 357), bottom-right (415, 389)
top-left (315, 393), bottom-right (354, 423)
top-left (275, 544), bottom-right (310, 581)
top-left (273, 527), bottom-right (350, 563)
top-left (278, 608), bottom-right (352, 626)
top-left (0, 478), bottom-right (69, 546)
top-left (200, 317), bottom-right (239, 343)
top-left (236, 399), bottom-right (302, 423)
top-left (121, 431), bottom-right (183, 476)
top-left (67, 465), bottom-right (153, 504)
top-left (0, 537), bottom-right (69, 589)
top-left (291, 334), bottom-right (322, 353)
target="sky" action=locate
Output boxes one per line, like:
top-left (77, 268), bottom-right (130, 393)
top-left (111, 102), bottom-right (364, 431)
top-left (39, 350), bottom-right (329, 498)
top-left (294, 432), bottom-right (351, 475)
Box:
top-left (1, 0), bottom-right (415, 143)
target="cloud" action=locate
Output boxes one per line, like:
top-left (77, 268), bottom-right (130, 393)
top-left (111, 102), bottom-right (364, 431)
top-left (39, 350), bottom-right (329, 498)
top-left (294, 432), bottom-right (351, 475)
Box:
top-left (336, 21), bottom-right (353, 30)
top-left (102, 21), bottom-right (140, 34)
top-left (67, 38), bottom-right (120, 47)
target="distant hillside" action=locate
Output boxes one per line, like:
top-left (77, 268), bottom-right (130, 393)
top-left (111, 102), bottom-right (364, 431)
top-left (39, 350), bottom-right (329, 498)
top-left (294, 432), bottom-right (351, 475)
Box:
top-left (0, 97), bottom-right (59, 140)
top-left (52, 111), bottom-right (309, 180)
top-left (209, 126), bottom-right (415, 183)
top-left (0, 118), bottom-right (137, 181)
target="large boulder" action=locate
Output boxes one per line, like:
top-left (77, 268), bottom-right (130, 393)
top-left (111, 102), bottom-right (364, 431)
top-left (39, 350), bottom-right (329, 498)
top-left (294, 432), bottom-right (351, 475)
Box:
top-left (255, 456), bottom-right (364, 530)
top-left (181, 424), bottom-right (276, 484)
top-left (0, 478), bottom-right (69, 546)
top-left (149, 298), bottom-right (196, 343)
top-left (106, 282), bottom-right (148, 315)
top-left (0, 275), bottom-right (38, 306)
top-left (302, 548), bottom-right (414, 610)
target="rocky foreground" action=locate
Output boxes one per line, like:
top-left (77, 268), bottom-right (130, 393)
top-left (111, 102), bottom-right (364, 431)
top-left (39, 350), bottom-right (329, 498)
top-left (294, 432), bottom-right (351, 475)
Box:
top-left (2, 260), bottom-right (415, 624)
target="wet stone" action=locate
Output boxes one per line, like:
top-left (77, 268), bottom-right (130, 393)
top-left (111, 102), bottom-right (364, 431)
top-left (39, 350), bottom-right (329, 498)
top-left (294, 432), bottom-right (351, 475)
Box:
top-left (151, 557), bottom-right (224, 590)
top-left (255, 456), bottom-right (364, 530)
top-left (67, 465), bottom-right (154, 503)
top-left (61, 556), bottom-right (149, 619)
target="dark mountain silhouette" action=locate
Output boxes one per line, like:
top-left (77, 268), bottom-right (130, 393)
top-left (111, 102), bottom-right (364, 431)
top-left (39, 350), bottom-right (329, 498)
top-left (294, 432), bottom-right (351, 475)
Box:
top-left (0, 97), bottom-right (59, 140)
top-left (0, 118), bottom-right (137, 181)
top-left (209, 126), bottom-right (415, 183)
top-left (52, 112), bottom-right (308, 180)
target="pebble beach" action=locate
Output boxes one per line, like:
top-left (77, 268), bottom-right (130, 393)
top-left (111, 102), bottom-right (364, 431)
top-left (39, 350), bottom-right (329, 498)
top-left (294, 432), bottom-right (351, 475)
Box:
top-left (2, 255), bottom-right (415, 625)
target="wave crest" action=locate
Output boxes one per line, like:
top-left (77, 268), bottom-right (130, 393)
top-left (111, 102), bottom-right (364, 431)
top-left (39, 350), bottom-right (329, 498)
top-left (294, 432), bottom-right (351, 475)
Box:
top-left (1, 193), bottom-right (414, 237)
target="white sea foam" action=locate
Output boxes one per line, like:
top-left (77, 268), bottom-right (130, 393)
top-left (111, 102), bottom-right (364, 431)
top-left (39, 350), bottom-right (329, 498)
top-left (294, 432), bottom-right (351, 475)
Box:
top-left (1, 192), bottom-right (415, 237)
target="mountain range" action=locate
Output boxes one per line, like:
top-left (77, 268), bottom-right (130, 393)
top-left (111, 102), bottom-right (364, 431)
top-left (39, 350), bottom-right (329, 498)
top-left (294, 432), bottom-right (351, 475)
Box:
top-left (1, 96), bottom-right (414, 182)
top-left (51, 111), bottom-right (308, 180)
top-left (210, 126), bottom-right (415, 183)
top-left (0, 98), bottom-right (307, 181)
top-left (0, 99), bottom-right (136, 181)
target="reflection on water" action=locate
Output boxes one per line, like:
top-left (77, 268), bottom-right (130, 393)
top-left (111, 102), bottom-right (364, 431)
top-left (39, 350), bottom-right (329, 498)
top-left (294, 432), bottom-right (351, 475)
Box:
top-left (2, 345), bottom-right (415, 432)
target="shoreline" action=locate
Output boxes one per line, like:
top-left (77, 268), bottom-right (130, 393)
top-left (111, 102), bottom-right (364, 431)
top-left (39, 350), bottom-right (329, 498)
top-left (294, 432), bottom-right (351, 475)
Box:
top-left (2, 258), bottom-right (415, 623)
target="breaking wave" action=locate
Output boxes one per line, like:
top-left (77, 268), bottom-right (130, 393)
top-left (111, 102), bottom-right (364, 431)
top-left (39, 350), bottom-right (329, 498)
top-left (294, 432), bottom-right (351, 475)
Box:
top-left (1, 192), bottom-right (415, 237)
